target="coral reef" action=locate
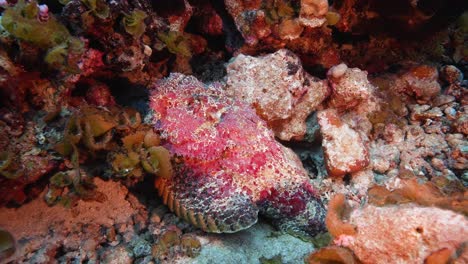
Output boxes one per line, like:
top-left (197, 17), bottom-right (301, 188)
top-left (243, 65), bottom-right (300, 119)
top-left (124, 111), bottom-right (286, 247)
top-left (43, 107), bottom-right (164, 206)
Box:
top-left (0, 0), bottom-right (466, 262)
top-left (317, 109), bottom-right (369, 177)
top-left (226, 49), bottom-right (329, 140)
top-left (150, 73), bottom-right (326, 237)
top-left (313, 192), bottom-right (468, 264)
top-left (326, 63), bottom-right (374, 111)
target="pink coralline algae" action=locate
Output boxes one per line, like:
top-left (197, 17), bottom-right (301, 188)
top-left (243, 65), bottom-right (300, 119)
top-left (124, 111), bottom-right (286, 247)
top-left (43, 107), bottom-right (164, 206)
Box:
top-left (327, 63), bottom-right (373, 111)
top-left (317, 109), bottom-right (369, 177)
top-left (335, 204), bottom-right (468, 264)
top-left (393, 64), bottom-right (442, 103)
top-left (150, 73), bottom-right (326, 236)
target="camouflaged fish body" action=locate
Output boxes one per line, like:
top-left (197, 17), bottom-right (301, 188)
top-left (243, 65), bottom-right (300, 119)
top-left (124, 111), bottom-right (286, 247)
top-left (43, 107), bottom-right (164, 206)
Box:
top-left (150, 73), bottom-right (326, 236)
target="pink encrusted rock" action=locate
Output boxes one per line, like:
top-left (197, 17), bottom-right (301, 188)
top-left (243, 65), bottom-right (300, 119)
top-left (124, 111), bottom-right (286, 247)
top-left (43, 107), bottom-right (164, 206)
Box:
top-left (337, 204), bottom-right (468, 264)
top-left (226, 49), bottom-right (330, 141)
top-left (299, 0), bottom-right (329, 28)
top-left (150, 73), bottom-right (326, 237)
top-left (327, 63), bottom-right (373, 111)
top-left (394, 65), bottom-right (441, 103)
top-left (317, 109), bottom-right (369, 177)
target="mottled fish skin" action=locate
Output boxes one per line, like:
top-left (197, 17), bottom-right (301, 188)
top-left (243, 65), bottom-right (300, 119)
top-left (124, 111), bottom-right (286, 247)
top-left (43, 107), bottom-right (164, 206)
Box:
top-left (150, 73), bottom-right (326, 236)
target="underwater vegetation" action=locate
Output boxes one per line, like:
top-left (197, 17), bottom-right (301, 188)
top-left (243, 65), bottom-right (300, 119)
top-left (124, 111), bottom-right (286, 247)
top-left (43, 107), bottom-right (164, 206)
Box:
top-left (0, 0), bottom-right (466, 262)
top-left (1, 0), bottom-right (84, 72)
top-left (46, 105), bottom-right (173, 207)
top-left (152, 228), bottom-right (202, 260)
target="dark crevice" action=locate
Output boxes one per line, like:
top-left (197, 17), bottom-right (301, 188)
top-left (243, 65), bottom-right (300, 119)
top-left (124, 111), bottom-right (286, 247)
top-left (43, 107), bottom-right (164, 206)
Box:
top-left (210, 0), bottom-right (245, 53)
top-left (104, 78), bottom-right (150, 116)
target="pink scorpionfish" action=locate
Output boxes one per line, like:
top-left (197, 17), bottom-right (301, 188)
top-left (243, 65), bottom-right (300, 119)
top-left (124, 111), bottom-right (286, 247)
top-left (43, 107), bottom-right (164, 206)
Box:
top-left (150, 73), bottom-right (326, 237)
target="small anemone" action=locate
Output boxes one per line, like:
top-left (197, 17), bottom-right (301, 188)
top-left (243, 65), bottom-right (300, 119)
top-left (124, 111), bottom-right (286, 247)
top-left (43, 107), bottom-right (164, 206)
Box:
top-left (122, 131), bottom-right (146, 151)
top-left (144, 130), bottom-right (161, 148)
top-left (82, 121), bottom-right (113, 150)
top-left (157, 31), bottom-right (192, 57)
top-left (141, 148), bottom-right (159, 175)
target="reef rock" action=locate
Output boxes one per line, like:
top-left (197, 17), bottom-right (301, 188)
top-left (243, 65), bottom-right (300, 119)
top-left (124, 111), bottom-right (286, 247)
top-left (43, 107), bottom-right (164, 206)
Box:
top-left (336, 204), bottom-right (468, 264)
top-left (224, 0), bottom-right (329, 47)
top-left (393, 65), bottom-right (441, 103)
top-left (226, 49), bottom-right (329, 141)
top-left (317, 109), bottom-right (369, 177)
top-left (327, 63), bottom-right (374, 111)
top-left (299, 0), bottom-right (329, 28)
top-left (150, 73), bottom-right (326, 237)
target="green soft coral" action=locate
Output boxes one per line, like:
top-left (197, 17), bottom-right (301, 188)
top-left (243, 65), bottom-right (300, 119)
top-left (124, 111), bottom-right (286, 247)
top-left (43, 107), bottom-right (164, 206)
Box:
top-left (157, 31), bottom-right (192, 57)
top-left (81, 0), bottom-right (110, 19)
top-left (1, 0), bottom-right (84, 72)
top-left (123, 9), bottom-right (148, 38)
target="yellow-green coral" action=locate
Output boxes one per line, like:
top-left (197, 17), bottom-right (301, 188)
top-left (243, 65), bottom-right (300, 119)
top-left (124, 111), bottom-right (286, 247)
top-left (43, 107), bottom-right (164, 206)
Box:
top-left (1, 0), bottom-right (84, 72)
top-left (81, 0), bottom-right (110, 19)
top-left (49, 106), bottom-right (173, 206)
top-left (152, 229), bottom-right (201, 260)
top-left (123, 9), bottom-right (148, 38)
top-left (180, 234), bottom-right (201, 258)
top-left (0, 152), bottom-right (21, 180)
top-left (143, 146), bottom-right (173, 178)
top-left (157, 31), bottom-right (192, 57)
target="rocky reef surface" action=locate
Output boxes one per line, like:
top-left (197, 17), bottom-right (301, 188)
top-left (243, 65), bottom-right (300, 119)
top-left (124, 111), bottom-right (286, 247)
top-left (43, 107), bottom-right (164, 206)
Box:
top-left (0, 0), bottom-right (467, 263)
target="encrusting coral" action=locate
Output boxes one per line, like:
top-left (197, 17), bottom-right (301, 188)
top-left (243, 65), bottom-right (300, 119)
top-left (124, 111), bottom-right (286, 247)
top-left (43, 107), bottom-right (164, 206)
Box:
top-left (150, 73), bottom-right (326, 237)
top-left (226, 49), bottom-right (330, 141)
top-left (317, 109), bottom-right (370, 178)
top-left (1, 0), bottom-right (84, 72)
top-left (310, 180), bottom-right (468, 264)
top-left (0, 0), bottom-right (467, 262)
